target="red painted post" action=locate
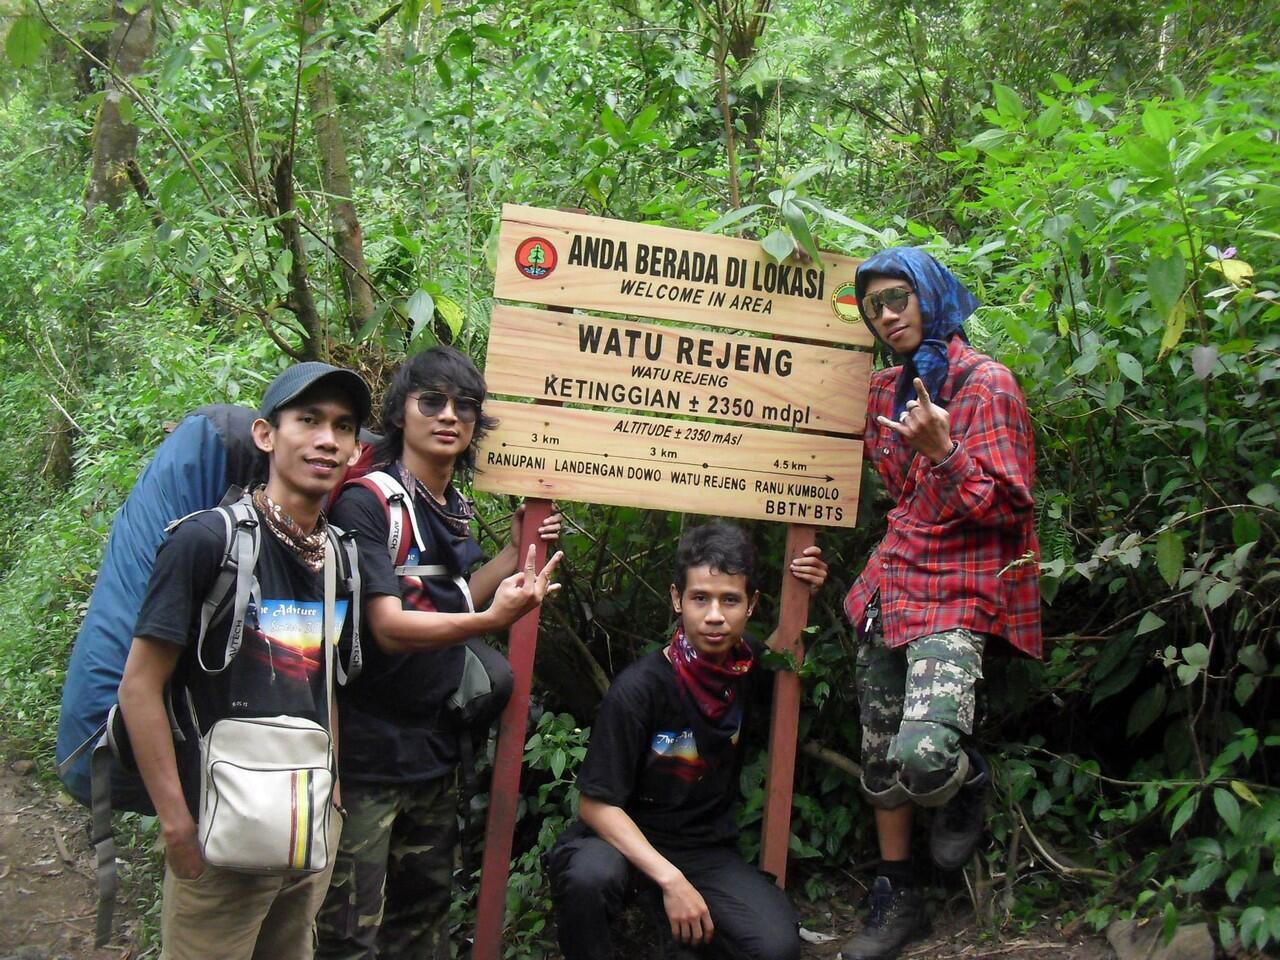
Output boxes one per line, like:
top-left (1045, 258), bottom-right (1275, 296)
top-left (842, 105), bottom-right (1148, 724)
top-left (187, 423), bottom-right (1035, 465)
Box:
top-left (759, 523), bottom-right (817, 887)
top-left (472, 498), bottom-right (554, 960)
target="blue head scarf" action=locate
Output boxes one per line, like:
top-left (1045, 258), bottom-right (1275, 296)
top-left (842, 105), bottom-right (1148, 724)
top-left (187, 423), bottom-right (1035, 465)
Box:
top-left (855, 247), bottom-right (979, 419)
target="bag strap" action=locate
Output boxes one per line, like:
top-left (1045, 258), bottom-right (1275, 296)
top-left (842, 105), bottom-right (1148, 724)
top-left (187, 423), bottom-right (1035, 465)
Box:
top-left (76, 695), bottom-right (189, 947)
top-left (194, 496), bottom-right (261, 674)
top-left (322, 537), bottom-right (339, 732)
top-left (358, 473), bottom-right (471, 595)
top-left (326, 524), bottom-right (363, 686)
top-left (88, 715), bottom-right (117, 946)
top-left (359, 471), bottom-right (427, 571)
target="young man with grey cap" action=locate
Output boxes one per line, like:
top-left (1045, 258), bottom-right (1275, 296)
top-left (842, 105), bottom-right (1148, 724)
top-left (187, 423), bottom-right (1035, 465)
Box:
top-left (118, 362), bottom-right (372, 960)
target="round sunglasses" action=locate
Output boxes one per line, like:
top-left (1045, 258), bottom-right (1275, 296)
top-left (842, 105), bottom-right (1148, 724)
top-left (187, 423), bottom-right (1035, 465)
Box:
top-left (414, 391), bottom-right (482, 423)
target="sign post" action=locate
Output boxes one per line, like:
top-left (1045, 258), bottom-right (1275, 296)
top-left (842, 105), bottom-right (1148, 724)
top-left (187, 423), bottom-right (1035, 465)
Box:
top-left (759, 523), bottom-right (816, 886)
top-left (472, 500), bottom-right (552, 960)
top-left (471, 204), bottom-right (871, 946)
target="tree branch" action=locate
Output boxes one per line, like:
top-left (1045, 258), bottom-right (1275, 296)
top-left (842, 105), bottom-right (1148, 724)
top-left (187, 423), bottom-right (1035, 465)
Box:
top-left (124, 159), bottom-right (164, 228)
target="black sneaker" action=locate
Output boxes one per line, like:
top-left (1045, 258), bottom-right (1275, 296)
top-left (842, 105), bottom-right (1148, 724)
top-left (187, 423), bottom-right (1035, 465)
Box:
top-left (838, 875), bottom-right (929, 960)
top-left (930, 748), bottom-right (990, 871)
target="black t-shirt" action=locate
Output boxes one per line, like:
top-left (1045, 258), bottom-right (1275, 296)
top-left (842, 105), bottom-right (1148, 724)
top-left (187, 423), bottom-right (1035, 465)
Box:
top-left (329, 479), bottom-right (486, 783)
top-left (576, 641), bottom-right (765, 851)
top-left (134, 508), bottom-right (349, 816)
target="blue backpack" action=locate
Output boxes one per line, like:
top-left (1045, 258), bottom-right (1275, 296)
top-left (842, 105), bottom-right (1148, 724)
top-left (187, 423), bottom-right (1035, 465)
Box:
top-left (55, 405), bottom-right (266, 810)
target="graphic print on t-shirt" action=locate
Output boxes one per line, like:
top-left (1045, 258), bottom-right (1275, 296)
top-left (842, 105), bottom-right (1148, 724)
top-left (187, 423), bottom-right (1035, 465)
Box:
top-left (649, 718), bottom-right (741, 783)
top-left (245, 598), bottom-right (349, 680)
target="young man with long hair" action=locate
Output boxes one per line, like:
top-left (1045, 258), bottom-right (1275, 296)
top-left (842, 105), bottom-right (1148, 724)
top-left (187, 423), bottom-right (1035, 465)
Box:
top-left (316, 345), bottom-right (561, 960)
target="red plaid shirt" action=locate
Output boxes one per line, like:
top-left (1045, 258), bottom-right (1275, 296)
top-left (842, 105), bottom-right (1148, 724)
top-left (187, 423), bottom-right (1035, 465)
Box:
top-left (844, 338), bottom-right (1042, 658)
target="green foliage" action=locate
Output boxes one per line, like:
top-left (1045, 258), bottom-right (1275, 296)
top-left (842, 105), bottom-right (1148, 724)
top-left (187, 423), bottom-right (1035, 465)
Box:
top-left (1, 1), bottom-right (1278, 954)
top-left (451, 710), bottom-right (590, 956)
top-left (929, 58), bottom-right (1280, 942)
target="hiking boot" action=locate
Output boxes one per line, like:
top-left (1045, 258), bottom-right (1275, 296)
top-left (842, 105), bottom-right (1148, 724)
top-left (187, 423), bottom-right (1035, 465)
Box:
top-left (838, 875), bottom-right (929, 960)
top-left (930, 748), bottom-right (990, 871)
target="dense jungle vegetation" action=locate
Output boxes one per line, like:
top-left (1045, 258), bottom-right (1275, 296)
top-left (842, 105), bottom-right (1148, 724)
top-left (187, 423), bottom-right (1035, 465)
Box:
top-left (2, 0), bottom-right (1278, 954)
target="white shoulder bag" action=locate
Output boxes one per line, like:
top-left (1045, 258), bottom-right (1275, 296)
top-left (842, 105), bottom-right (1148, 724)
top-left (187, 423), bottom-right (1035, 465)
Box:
top-left (196, 536), bottom-right (349, 873)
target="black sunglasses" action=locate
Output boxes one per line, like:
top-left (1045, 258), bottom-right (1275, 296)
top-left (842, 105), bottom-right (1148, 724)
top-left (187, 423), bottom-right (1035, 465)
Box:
top-left (862, 287), bottom-right (913, 321)
top-left (414, 391), bottom-right (482, 423)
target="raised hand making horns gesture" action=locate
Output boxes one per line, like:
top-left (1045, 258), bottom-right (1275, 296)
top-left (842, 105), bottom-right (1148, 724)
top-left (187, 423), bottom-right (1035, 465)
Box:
top-left (875, 376), bottom-right (957, 465)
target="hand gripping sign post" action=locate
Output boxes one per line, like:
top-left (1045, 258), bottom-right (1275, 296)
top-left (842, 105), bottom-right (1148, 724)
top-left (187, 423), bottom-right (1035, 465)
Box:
top-left (472, 205), bottom-right (872, 957)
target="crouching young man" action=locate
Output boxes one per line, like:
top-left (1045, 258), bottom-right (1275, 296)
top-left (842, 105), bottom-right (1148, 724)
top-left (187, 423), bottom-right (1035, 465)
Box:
top-left (118, 363), bottom-right (372, 960)
top-left (548, 522), bottom-right (827, 960)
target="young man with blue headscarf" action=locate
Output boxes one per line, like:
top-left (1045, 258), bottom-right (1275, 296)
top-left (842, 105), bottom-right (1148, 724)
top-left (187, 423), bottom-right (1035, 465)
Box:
top-left (838, 248), bottom-right (1041, 960)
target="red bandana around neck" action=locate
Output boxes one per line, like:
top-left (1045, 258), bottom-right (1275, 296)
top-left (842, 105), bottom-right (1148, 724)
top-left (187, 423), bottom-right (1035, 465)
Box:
top-left (669, 626), bottom-right (754, 722)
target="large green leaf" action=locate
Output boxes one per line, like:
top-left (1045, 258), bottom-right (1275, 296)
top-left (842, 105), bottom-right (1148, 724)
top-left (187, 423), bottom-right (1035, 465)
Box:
top-left (407, 289), bottom-right (435, 343)
top-left (629, 104), bottom-right (660, 138)
top-left (1126, 683), bottom-right (1167, 737)
top-left (1141, 104), bottom-right (1175, 145)
top-left (1035, 103), bottom-right (1063, 139)
top-left (1180, 129), bottom-right (1262, 178)
top-left (1170, 792), bottom-right (1199, 835)
top-left (761, 229), bottom-right (794, 263)
top-left (1116, 352), bottom-right (1143, 384)
top-left (435, 294), bottom-right (465, 341)
top-left (702, 203), bottom-right (764, 234)
top-left (786, 164), bottom-right (826, 189)
top-left (1247, 483), bottom-right (1278, 506)
top-left (992, 82), bottom-right (1025, 119)
top-left (1148, 252), bottom-right (1186, 321)
top-left (1122, 136), bottom-right (1169, 178)
top-left (781, 201), bottom-right (820, 263)
top-left (1135, 611), bottom-right (1165, 636)
top-left (1155, 529), bottom-right (1183, 587)
top-left (5, 16), bottom-right (47, 69)
top-left (1213, 786), bottom-right (1241, 833)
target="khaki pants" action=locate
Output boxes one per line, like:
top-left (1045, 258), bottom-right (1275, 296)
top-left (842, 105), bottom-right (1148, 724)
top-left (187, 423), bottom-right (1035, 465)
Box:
top-left (160, 813), bottom-right (342, 960)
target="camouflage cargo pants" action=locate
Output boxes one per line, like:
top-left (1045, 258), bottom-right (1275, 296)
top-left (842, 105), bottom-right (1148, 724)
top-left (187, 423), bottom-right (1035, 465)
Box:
top-left (855, 626), bottom-right (985, 809)
top-left (315, 775), bottom-right (458, 960)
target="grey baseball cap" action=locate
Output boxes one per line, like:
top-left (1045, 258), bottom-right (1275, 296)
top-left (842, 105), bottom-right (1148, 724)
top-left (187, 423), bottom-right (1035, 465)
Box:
top-left (258, 362), bottom-right (373, 425)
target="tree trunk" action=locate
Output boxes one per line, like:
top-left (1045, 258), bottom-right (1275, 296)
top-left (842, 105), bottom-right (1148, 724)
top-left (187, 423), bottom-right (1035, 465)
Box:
top-left (272, 153), bottom-right (323, 360)
top-left (301, 4), bottom-right (376, 339)
top-left (85, 1), bottom-right (154, 213)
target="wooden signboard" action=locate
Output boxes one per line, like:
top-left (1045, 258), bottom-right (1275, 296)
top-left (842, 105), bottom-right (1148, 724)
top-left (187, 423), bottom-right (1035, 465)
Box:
top-left (494, 204), bottom-right (874, 347)
top-left (487, 305), bottom-right (872, 435)
top-left (473, 205), bottom-right (872, 960)
top-left (478, 400), bottom-right (862, 528)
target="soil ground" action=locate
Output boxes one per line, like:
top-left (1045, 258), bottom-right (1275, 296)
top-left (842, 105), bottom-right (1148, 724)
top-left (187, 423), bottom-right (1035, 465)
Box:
top-left (0, 760), bottom-right (144, 959)
top-left (0, 760), bottom-right (1113, 959)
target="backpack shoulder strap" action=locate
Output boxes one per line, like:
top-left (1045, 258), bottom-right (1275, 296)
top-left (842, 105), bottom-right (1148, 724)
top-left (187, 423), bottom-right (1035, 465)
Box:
top-left (325, 522), bottom-right (362, 686)
top-left (355, 471), bottom-right (452, 579)
top-left (354, 471), bottom-right (427, 564)
top-left (194, 495), bottom-right (262, 674)
top-left (943, 352), bottom-right (995, 407)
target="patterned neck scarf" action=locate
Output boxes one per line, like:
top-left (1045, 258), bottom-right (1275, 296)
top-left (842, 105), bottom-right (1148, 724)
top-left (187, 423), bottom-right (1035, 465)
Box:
top-left (670, 626), bottom-right (754, 760)
top-left (252, 486), bottom-right (327, 572)
top-left (669, 626), bottom-right (754, 721)
top-left (855, 246), bottom-right (979, 419)
top-left (395, 461), bottom-right (474, 538)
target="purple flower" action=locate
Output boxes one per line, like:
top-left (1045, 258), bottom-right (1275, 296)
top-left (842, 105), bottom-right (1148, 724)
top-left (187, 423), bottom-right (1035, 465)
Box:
top-left (1221, 246), bottom-right (1237, 260)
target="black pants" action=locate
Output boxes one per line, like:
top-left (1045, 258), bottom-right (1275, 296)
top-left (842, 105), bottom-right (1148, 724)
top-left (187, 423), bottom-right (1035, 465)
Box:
top-left (547, 825), bottom-right (800, 960)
